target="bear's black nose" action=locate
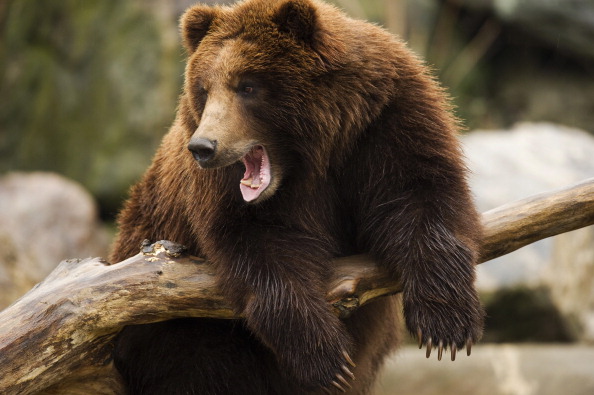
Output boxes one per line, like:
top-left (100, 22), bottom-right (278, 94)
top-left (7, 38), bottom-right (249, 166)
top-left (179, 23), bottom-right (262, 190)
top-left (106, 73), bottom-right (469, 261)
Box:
top-left (188, 138), bottom-right (217, 164)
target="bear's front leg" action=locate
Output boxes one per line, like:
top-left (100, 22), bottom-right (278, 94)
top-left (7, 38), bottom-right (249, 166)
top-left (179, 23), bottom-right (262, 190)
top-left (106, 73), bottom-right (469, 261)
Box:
top-left (244, 285), bottom-right (356, 392)
top-left (363, 199), bottom-right (484, 361)
top-left (399, 236), bottom-right (484, 361)
top-left (215, 246), bottom-right (356, 393)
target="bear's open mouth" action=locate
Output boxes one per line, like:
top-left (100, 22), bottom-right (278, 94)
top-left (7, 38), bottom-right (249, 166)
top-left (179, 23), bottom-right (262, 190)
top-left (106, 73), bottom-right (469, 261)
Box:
top-left (240, 145), bottom-right (271, 202)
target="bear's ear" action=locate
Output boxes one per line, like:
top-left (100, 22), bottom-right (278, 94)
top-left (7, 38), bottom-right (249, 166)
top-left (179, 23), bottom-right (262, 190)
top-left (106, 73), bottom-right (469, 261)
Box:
top-left (273, 0), bottom-right (345, 70)
top-left (180, 5), bottom-right (219, 53)
top-left (272, 0), bottom-right (318, 44)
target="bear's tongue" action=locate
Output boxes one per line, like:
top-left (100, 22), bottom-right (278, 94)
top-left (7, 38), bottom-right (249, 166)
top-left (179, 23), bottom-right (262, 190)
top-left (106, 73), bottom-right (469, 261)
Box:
top-left (240, 145), bottom-right (271, 202)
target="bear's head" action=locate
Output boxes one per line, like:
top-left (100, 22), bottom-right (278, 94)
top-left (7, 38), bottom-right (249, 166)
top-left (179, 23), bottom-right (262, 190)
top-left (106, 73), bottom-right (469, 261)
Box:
top-left (180, 0), bottom-right (348, 203)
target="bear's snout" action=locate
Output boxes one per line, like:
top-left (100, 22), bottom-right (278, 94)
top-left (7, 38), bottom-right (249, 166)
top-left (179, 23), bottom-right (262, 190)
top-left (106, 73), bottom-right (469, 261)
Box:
top-left (188, 138), bottom-right (217, 165)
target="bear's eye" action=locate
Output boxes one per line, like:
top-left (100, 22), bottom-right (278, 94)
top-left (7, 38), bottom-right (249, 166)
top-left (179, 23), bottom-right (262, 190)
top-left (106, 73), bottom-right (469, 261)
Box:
top-left (197, 85), bottom-right (208, 96)
top-left (237, 81), bottom-right (257, 97)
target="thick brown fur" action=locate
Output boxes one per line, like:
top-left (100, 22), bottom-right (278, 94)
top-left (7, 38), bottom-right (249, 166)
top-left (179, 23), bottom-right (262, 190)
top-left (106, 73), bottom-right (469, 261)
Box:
top-left (110, 0), bottom-right (484, 394)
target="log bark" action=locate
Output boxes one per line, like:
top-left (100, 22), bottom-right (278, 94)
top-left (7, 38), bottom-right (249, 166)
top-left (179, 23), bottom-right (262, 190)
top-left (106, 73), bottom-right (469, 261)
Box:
top-left (0, 178), bottom-right (593, 394)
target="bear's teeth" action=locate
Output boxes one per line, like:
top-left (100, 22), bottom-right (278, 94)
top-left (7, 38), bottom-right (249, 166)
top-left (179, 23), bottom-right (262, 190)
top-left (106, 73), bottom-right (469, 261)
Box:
top-left (240, 177), bottom-right (261, 189)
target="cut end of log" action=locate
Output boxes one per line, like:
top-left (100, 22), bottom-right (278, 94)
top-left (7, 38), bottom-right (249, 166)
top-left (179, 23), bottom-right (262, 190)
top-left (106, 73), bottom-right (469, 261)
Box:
top-left (141, 239), bottom-right (188, 258)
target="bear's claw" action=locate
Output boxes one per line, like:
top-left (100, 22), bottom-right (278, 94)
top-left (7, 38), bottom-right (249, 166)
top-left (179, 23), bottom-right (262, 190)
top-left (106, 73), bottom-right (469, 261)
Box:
top-left (466, 338), bottom-right (472, 356)
top-left (438, 340), bottom-right (444, 361)
top-left (332, 374), bottom-right (351, 391)
top-left (331, 380), bottom-right (346, 392)
top-left (343, 350), bottom-right (356, 368)
top-left (425, 337), bottom-right (432, 358)
top-left (321, 351), bottom-right (355, 393)
top-left (341, 364), bottom-right (355, 380)
top-left (417, 328), bottom-right (473, 361)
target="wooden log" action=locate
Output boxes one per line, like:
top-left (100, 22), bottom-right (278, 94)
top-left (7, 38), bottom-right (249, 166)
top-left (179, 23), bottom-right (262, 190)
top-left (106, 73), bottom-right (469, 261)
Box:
top-left (479, 177), bottom-right (594, 262)
top-left (0, 178), bottom-right (593, 394)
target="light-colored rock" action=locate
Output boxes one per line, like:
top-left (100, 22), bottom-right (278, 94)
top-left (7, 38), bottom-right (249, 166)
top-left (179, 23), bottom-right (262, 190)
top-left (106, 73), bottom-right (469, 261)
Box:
top-left (550, 227), bottom-right (594, 341)
top-left (463, 123), bottom-right (594, 288)
top-left (462, 123), bottom-right (594, 341)
top-left (0, 172), bottom-right (111, 308)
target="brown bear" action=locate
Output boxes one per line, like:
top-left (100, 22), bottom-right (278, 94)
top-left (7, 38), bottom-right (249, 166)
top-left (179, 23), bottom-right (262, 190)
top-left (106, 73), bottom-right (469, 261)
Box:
top-left (110, 0), bottom-right (484, 394)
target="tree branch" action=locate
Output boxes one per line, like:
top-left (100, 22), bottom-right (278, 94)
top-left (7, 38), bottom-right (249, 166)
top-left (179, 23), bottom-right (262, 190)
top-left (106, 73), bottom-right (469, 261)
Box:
top-left (479, 177), bottom-right (594, 262)
top-left (1, 178), bottom-right (593, 394)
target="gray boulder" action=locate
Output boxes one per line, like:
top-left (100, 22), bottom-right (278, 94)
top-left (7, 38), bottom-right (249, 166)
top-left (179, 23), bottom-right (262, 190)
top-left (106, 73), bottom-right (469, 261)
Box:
top-left (463, 123), bottom-right (594, 341)
top-left (0, 172), bottom-right (110, 308)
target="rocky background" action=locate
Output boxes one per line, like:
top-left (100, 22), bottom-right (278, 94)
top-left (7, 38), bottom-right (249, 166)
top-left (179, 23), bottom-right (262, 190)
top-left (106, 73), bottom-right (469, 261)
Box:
top-left (1, 1), bottom-right (593, 394)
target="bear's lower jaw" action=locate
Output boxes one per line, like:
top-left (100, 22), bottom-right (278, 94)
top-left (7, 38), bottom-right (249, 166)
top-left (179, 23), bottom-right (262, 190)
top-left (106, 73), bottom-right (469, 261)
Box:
top-left (240, 145), bottom-right (272, 202)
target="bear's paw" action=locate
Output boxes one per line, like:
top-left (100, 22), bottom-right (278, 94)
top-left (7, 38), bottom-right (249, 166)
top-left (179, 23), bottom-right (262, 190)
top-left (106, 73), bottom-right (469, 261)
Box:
top-left (405, 294), bottom-right (484, 362)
